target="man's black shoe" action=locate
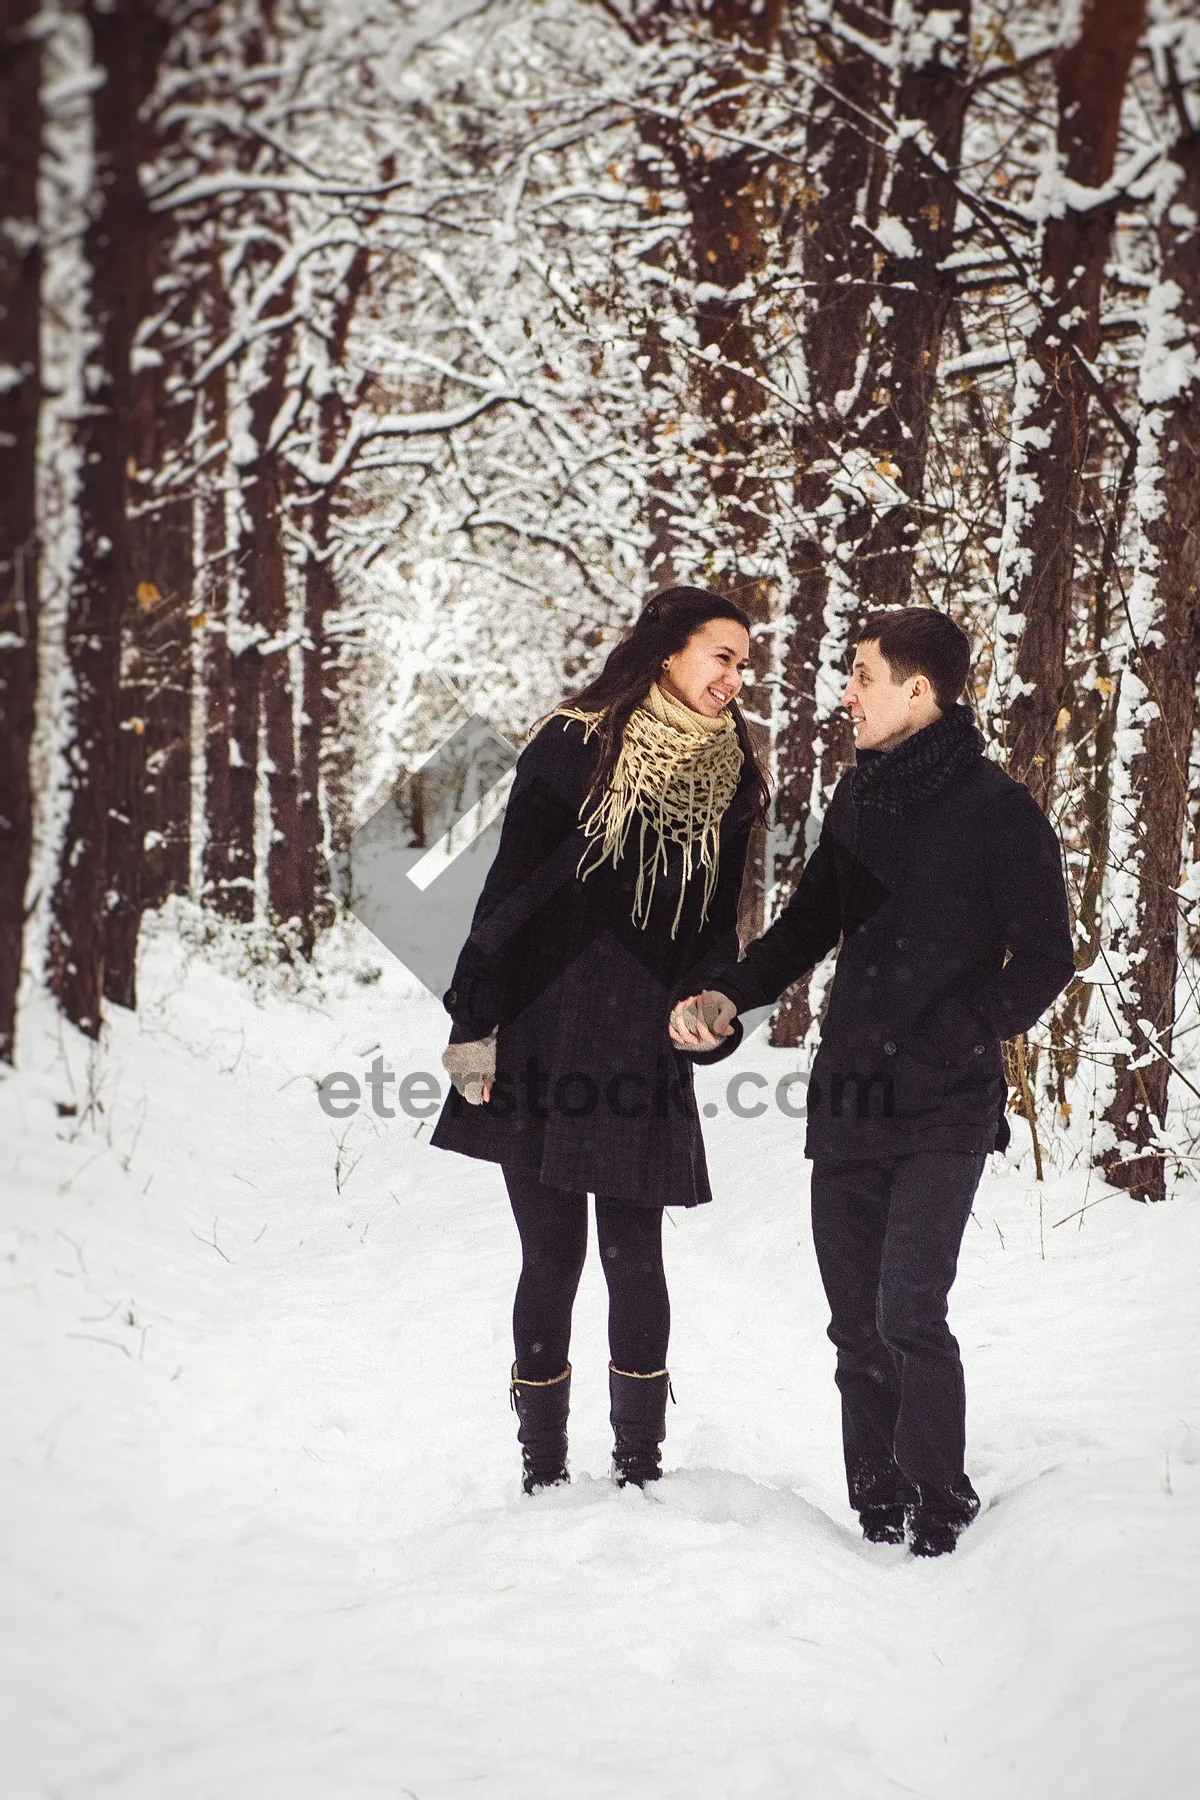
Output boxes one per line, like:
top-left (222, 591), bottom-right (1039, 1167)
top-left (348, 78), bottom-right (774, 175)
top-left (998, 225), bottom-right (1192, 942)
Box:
top-left (860, 1505), bottom-right (907, 1545)
top-left (907, 1474), bottom-right (979, 1554)
top-left (908, 1510), bottom-right (966, 1558)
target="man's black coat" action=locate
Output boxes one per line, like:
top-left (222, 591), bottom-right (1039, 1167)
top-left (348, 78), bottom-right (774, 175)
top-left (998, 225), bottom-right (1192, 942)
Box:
top-left (711, 707), bottom-right (1076, 1160)
top-left (431, 715), bottom-right (754, 1205)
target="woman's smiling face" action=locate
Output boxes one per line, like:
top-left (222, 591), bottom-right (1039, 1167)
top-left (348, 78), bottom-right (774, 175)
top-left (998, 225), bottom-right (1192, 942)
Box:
top-left (659, 617), bottom-right (751, 718)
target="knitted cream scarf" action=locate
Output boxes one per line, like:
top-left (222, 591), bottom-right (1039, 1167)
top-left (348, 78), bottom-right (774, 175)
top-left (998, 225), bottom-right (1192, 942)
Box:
top-left (554, 681), bottom-right (744, 936)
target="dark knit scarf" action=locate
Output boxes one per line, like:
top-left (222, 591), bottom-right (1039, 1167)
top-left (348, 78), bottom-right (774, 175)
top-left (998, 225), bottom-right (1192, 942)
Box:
top-left (852, 702), bottom-right (985, 816)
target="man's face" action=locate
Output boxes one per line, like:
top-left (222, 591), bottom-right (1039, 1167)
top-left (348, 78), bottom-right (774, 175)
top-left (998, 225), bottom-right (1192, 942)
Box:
top-left (843, 638), bottom-right (938, 751)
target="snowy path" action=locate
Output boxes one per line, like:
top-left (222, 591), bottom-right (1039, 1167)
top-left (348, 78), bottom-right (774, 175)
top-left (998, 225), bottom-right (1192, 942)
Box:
top-left (3, 925), bottom-right (1198, 1799)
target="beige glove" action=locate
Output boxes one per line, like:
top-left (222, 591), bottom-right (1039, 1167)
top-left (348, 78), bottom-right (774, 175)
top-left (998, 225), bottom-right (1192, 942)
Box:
top-left (441, 1031), bottom-right (497, 1105)
top-left (668, 990), bottom-right (737, 1049)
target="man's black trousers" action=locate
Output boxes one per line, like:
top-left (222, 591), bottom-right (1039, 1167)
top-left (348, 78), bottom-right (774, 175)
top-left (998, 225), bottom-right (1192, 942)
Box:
top-left (809, 1149), bottom-right (987, 1523)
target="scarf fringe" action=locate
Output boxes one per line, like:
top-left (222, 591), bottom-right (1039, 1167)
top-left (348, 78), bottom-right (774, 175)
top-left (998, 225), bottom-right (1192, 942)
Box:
top-left (552, 684), bottom-right (743, 937)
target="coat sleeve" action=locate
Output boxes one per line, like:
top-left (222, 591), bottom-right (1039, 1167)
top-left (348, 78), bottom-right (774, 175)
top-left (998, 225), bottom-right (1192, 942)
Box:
top-left (671, 811), bottom-right (754, 1067)
top-left (706, 818), bottom-right (844, 1016)
top-left (959, 784), bottom-right (1076, 1045)
top-left (443, 720), bottom-right (592, 1043)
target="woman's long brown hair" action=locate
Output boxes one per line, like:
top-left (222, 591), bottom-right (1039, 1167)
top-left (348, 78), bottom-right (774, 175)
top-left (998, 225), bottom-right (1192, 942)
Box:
top-left (560, 586), bottom-right (771, 826)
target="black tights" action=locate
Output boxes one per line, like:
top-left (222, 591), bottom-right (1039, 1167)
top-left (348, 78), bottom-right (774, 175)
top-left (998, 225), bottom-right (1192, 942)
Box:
top-left (502, 1166), bottom-right (670, 1380)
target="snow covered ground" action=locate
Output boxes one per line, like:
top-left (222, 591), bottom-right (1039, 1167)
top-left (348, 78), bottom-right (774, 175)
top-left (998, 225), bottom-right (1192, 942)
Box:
top-left (3, 919), bottom-right (1199, 1799)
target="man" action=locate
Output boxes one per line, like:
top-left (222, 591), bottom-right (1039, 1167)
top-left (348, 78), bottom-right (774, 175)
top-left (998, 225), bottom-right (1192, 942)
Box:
top-left (669, 609), bottom-right (1075, 1557)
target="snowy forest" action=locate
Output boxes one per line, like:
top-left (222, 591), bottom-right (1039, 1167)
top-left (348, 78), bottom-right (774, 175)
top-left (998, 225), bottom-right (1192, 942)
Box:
top-left (4, 4), bottom-right (1200, 1795)
top-left (5, 0), bottom-right (1200, 1200)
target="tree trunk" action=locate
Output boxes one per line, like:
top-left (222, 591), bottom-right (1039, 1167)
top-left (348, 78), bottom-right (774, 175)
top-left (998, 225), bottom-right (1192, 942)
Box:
top-left (633, 2), bottom-right (790, 946)
top-left (199, 260), bottom-right (236, 913)
top-left (244, 309), bottom-right (299, 932)
top-left (771, 0), bottom-right (971, 1043)
top-left (46, 0), bottom-right (164, 1035)
top-left (1100, 124), bottom-right (1200, 1202)
top-left (104, 276), bottom-right (195, 1009)
top-left (770, 1), bottom-right (892, 1044)
top-left (633, 1), bottom-right (788, 581)
top-left (209, 12), bottom-right (291, 931)
top-left (223, 629), bottom-right (260, 924)
top-left (0, 0), bottom-right (42, 1064)
top-left (994, 0), bottom-right (1146, 809)
top-left (295, 245), bottom-right (370, 955)
top-left (139, 406), bottom-right (195, 911)
top-left (297, 540), bottom-right (335, 957)
top-left (852, 2), bottom-right (972, 608)
top-left (220, 300), bottom-right (295, 929)
top-left (1051, 437), bottom-right (1136, 1077)
top-left (671, 1), bottom-right (785, 595)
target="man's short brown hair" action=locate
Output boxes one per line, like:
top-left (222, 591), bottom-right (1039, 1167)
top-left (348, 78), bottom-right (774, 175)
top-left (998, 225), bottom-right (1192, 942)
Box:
top-left (857, 608), bottom-right (972, 712)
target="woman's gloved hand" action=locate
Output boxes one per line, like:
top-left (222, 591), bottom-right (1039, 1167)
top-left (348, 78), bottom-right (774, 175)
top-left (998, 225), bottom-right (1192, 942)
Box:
top-left (441, 1030), bottom-right (497, 1105)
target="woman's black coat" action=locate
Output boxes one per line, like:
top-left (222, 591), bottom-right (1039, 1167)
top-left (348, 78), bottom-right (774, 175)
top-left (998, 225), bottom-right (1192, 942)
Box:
top-left (430, 715), bottom-right (754, 1205)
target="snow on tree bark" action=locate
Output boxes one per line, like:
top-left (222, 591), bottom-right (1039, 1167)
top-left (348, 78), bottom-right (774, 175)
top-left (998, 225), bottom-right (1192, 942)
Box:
top-left (295, 243), bottom-right (371, 955)
top-left (243, 304), bottom-right (300, 933)
top-left (1098, 119), bottom-right (1200, 1202)
top-left (199, 258), bottom-right (236, 915)
top-left (993, 0), bottom-right (1146, 811)
top-left (105, 285), bottom-right (196, 1011)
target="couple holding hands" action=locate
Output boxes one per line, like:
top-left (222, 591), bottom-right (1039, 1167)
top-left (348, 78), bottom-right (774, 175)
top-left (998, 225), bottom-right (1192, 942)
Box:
top-left (433, 589), bottom-right (1074, 1558)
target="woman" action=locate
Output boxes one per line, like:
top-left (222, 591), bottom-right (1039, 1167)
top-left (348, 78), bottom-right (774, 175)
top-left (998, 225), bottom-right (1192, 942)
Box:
top-left (431, 588), bottom-right (769, 1494)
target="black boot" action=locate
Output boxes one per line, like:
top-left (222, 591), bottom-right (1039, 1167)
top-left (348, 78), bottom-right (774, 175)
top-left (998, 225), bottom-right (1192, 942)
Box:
top-left (510, 1363), bottom-right (571, 1495)
top-left (907, 1477), bottom-right (980, 1558)
top-left (908, 1512), bottom-right (963, 1557)
top-left (859, 1504), bottom-right (907, 1546)
top-left (609, 1364), bottom-right (670, 1488)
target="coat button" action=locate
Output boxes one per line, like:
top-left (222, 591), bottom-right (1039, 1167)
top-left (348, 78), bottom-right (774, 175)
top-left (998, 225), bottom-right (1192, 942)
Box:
top-left (865, 964), bottom-right (878, 977)
top-left (973, 1042), bottom-right (986, 1055)
top-left (895, 937), bottom-right (907, 950)
top-left (445, 988), bottom-right (458, 1005)
top-left (883, 1040), bottom-right (896, 1056)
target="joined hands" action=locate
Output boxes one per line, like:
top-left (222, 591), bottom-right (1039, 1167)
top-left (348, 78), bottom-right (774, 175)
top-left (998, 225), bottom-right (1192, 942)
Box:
top-left (668, 990), bottom-right (738, 1051)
